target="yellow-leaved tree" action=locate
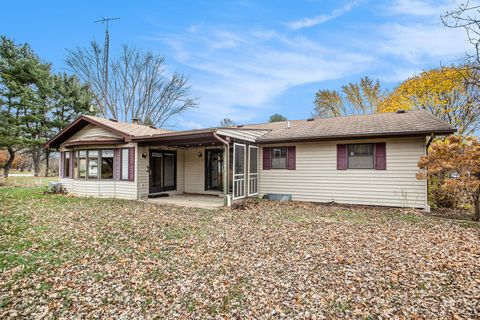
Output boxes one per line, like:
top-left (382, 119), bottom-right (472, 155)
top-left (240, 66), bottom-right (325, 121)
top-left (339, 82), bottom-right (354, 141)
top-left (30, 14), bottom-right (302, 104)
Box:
top-left (380, 66), bottom-right (479, 135)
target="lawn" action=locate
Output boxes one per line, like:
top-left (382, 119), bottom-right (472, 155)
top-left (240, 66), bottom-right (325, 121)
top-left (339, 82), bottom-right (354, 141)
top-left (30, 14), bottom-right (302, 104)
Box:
top-left (1, 187), bottom-right (479, 319)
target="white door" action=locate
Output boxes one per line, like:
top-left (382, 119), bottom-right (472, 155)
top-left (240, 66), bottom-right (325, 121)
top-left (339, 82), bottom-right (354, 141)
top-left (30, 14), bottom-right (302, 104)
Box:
top-left (233, 143), bottom-right (246, 199)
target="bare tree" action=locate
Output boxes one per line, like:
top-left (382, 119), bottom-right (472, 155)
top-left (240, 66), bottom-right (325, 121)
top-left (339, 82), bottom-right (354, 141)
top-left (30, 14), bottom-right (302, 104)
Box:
top-left (66, 41), bottom-right (197, 127)
top-left (442, 1), bottom-right (480, 115)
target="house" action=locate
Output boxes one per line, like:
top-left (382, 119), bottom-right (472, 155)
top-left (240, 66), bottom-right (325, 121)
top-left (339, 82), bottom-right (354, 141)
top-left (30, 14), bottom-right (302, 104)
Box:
top-left (45, 110), bottom-right (454, 210)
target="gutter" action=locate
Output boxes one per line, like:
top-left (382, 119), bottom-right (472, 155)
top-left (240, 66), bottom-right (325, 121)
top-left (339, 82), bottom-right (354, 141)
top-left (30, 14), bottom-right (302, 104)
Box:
top-left (213, 130), bottom-right (230, 206)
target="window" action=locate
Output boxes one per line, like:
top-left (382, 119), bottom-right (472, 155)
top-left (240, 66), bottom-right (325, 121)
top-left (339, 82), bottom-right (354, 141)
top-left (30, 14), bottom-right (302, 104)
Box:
top-left (347, 144), bottom-right (374, 169)
top-left (101, 150), bottom-right (114, 179)
top-left (64, 152), bottom-right (71, 178)
top-left (78, 150), bottom-right (87, 178)
top-left (87, 150), bottom-right (99, 179)
top-left (271, 147), bottom-right (287, 169)
top-left (74, 149), bottom-right (118, 180)
top-left (121, 148), bottom-right (129, 180)
top-left (249, 147), bottom-right (258, 174)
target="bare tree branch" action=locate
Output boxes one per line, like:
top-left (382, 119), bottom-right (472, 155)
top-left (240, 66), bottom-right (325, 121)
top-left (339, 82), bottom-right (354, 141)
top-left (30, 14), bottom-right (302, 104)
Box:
top-left (66, 42), bottom-right (197, 126)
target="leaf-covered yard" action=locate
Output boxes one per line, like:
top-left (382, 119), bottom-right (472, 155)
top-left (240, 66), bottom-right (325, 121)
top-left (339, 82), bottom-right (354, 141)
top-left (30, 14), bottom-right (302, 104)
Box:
top-left (1, 187), bottom-right (479, 319)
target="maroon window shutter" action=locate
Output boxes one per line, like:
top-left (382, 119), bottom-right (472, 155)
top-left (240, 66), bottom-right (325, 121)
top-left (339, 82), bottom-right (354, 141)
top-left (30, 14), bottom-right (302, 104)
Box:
top-left (263, 147), bottom-right (271, 170)
top-left (114, 149), bottom-right (122, 180)
top-left (337, 144), bottom-right (347, 170)
top-left (59, 152), bottom-right (64, 178)
top-left (128, 147), bottom-right (135, 181)
top-left (69, 152), bottom-right (74, 178)
top-left (287, 146), bottom-right (296, 170)
top-left (375, 142), bottom-right (386, 170)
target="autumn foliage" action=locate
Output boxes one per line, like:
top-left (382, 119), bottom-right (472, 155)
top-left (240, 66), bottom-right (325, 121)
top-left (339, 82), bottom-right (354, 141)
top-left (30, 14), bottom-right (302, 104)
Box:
top-left (418, 136), bottom-right (480, 221)
top-left (381, 67), bottom-right (479, 135)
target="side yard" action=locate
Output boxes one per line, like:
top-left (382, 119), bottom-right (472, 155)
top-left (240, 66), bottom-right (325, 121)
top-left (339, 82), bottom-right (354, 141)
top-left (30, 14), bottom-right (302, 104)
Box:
top-left (1, 187), bottom-right (479, 319)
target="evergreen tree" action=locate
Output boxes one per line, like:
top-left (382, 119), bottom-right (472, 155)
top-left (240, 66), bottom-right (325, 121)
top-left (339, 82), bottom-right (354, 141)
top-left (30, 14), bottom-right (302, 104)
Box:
top-left (0, 36), bottom-right (96, 177)
top-left (269, 114), bottom-right (287, 122)
top-left (0, 36), bottom-right (45, 177)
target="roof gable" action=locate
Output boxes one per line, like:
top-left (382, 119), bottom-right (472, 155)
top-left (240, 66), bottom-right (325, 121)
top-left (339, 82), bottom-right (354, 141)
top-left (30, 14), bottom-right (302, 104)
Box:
top-left (45, 115), bottom-right (173, 149)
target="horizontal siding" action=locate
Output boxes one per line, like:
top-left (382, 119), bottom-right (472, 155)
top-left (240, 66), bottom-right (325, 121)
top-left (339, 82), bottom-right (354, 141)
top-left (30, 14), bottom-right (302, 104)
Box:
top-left (258, 137), bottom-right (427, 208)
top-left (67, 124), bottom-right (121, 141)
top-left (59, 178), bottom-right (136, 199)
top-left (184, 148), bottom-right (223, 195)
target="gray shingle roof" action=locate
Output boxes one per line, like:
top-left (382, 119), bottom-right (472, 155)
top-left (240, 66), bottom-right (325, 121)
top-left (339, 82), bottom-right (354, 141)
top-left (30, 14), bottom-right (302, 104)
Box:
top-left (241, 110), bottom-right (454, 142)
top-left (83, 115), bottom-right (173, 137)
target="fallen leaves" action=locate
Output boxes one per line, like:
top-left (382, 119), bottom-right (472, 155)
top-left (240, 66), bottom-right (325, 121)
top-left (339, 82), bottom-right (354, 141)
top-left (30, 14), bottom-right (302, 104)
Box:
top-left (1, 189), bottom-right (480, 319)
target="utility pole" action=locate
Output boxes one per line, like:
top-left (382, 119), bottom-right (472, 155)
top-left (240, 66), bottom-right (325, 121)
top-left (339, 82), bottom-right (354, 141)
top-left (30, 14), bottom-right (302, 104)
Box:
top-left (94, 17), bottom-right (120, 108)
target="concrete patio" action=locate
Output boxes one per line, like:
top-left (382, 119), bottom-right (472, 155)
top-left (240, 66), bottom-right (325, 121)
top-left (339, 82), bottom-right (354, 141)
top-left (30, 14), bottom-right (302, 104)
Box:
top-left (146, 194), bottom-right (224, 209)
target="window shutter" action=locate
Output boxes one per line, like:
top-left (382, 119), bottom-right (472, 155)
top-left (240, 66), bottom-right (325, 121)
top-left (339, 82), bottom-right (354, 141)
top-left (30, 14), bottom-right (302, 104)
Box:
top-left (114, 149), bottom-right (122, 180)
top-left (287, 146), bottom-right (296, 170)
top-left (337, 144), bottom-right (347, 170)
top-left (59, 152), bottom-right (64, 178)
top-left (262, 147), bottom-right (271, 170)
top-left (375, 142), bottom-right (386, 170)
top-left (128, 147), bottom-right (135, 181)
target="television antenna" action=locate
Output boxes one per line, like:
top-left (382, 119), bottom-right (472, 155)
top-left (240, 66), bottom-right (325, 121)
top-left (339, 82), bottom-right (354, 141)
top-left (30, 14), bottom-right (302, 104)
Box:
top-left (94, 17), bottom-right (120, 100)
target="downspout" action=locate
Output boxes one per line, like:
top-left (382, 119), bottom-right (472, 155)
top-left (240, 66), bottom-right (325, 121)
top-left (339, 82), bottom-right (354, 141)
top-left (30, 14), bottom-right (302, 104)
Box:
top-left (424, 133), bottom-right (435, 212)
top-left (213, 130), bottom-right (231, 206)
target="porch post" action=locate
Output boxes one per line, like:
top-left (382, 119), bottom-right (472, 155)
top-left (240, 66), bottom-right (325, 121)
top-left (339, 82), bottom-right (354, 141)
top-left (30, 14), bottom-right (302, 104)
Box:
top-left (223, 143), bottom-right (230, 206)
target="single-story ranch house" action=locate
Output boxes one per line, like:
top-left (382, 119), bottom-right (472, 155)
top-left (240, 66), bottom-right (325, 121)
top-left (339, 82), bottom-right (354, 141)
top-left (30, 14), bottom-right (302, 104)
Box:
top-left (45, 110), bottom-right (454, 210)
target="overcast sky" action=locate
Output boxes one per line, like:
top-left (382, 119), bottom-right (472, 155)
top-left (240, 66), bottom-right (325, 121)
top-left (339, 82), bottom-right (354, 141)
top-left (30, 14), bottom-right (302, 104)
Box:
top-left (0, 0), bottom-right (472, 129)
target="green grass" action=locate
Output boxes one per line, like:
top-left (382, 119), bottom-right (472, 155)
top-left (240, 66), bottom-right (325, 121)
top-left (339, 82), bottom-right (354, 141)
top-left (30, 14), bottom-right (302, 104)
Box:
top-left (0, 176), bottom-right (57, 188)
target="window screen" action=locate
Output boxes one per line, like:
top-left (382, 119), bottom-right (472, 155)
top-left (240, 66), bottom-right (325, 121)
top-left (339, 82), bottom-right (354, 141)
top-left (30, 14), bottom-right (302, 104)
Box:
top-left (101, 150), bottom-right (114, 179)
top-left (78, 150), bottom-right (87, 178)
top-left (121, 148), bottom-right (129, 180)
top-left (64, 152), bottom-right (71, 178)
top-left (347, 144), bottom-right (374, 169)
top-left (271, 147), bottom-right (287, 169)
top-left (87, 150), bottom-right (99, 179)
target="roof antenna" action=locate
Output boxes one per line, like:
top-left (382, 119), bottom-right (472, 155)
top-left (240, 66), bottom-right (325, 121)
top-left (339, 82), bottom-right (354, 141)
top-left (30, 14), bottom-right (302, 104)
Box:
top-left (94, 17), bottom-right (120, 107)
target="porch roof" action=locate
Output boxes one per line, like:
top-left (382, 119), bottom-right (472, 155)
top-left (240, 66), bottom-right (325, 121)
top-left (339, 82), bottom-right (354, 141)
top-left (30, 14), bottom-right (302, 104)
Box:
top-left (133, 128), bottom-right (270, 146)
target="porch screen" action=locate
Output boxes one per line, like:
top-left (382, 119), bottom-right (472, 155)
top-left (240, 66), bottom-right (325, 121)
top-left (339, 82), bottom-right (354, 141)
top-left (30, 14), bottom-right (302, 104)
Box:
top-left (248, 146), bottom-right (258, 196)
top-left (233, 143), bottom-right (246, 199)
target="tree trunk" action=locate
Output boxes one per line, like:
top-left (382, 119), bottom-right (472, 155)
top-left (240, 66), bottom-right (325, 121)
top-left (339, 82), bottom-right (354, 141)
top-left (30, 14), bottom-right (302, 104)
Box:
top-left (2, 147), bottom-right (15, 178)
top-left (45, 149), bottom-right (50, 177)
top-left (32, 148), bottom-right (42, 177)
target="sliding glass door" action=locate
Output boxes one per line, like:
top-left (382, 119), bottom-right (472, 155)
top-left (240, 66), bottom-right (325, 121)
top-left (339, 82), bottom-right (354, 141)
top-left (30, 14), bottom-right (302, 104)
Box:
top-left (149, 150), bottom-right (176, 193)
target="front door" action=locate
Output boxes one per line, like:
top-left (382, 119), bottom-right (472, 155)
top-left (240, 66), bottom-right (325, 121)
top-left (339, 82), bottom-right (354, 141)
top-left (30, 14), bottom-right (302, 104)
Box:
top-left (149, 150), bottom-right (176, 194)
top-left (205, 149), bottom-right (224, 191)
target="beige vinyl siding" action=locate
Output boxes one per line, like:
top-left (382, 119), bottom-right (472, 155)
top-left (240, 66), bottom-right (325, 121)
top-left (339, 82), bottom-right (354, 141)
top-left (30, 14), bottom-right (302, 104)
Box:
top-left (68, 124), bottom-right (122, 140)
top-left (60, 178), bottom-right (137, 199)
top-left (258, 137), bottom-right (427, 208)
top-left (136, 146), bottom-right (185, 199)
top-left (184, 148), bottom-right (223, 195)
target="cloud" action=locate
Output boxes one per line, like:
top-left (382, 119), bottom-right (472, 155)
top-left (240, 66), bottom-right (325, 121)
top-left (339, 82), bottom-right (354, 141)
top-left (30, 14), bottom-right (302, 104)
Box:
top-left (145, 1), bottom-right (471, 127)
top-left (378, 22), bottom-right (468, 63)
top-left (287, 0), bottom-right (360, 30)
top-left (159, 27), bottom-right (374, 125)
top-left (386, 0), bottom-right (452, 16)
